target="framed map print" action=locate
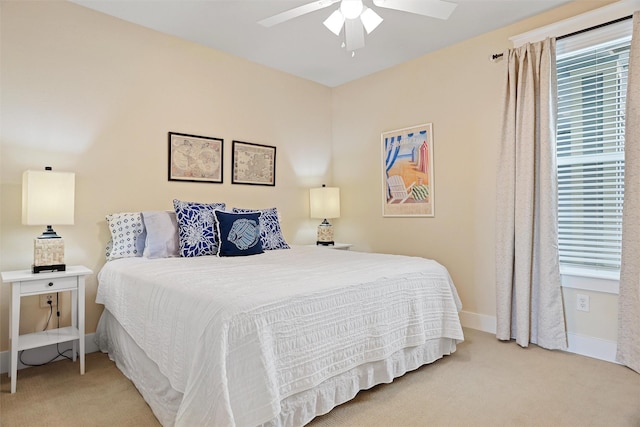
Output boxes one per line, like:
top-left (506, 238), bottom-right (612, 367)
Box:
top-left (231, 140), bottom-right (276, 186)
top-left (168, 132), bottom-right (223, 183)
top-left (382, 123), bottom-right (434, 217)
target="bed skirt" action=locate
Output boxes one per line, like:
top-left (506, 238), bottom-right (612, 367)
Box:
top-left (96, 309), bottom-right (458, 427)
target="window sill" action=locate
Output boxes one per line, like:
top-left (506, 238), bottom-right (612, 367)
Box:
top-left (560, 266), bottom-right (619, 295)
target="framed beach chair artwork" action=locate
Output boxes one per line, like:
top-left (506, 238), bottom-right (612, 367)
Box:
top-left (381, 123), bottom-right (434, 217)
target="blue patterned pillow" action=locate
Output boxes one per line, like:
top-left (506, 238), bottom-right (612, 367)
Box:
top-left (105, 212), bottom-right (146, 260)
top-left (173, 199), bottom-right (226, 257)
top-left (214, 211), bottom-right (264, 257)
top-left (232, 207), bottom-right (290, 250)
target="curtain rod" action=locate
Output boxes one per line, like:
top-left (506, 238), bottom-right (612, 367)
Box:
top-left (490, 14), bottom-right (633, 61)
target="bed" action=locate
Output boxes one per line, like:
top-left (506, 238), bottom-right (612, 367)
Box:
top-left (95, 206), bottom-right (464, 427)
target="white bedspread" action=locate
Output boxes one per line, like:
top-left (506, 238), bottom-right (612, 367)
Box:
top-left (96, 246), bottom-right (464, 426)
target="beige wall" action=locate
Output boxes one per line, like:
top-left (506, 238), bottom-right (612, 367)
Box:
top-left (0, 1), bottom-right (332, 351)
top-left (330, 1), bottom-right (618, 342)
top-left (0, 0), bottom-right (621, 355)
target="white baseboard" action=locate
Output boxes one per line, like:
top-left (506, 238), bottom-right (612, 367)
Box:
top-left (459, 310), bottom-right (618, 364)
top-left (566, 332), bottom-right (618, 364)
top-left (0, 333), bottom-right (98, 374)
top-left (459, 310), bottom-right (497, 334)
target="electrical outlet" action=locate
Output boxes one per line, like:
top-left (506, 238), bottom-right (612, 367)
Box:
top-left (577, 294), bottom-right (590, 312)
top-left (39, 293), bottom-right (57, 308)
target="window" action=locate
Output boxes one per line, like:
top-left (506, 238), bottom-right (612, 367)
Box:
top-left (556, 19), bottom-right (632, 278)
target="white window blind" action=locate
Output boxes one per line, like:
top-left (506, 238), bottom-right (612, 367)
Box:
top-left (556, 19), bottom-right (632, 273)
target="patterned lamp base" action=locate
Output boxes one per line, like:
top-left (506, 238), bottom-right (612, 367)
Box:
top-left (33, 238), bottom-right (66, 273)
top-left (316, 220), bottom-right (335, 246)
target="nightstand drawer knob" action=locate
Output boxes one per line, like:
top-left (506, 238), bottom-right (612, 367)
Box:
top-left (48, 282), bottom-right (54, 287)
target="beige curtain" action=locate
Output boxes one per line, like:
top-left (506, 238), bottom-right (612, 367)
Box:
top-left (496, 38), bottom-right (567, 350)
top-left (617, 11), bottom-right (640, 374)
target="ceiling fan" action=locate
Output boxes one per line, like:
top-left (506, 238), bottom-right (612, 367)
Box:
top-left (258, 0), bottom-right (458, 52)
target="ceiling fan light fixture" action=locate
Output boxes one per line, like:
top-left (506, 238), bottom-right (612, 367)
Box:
top-left (360, 7), bottom-right (383, 34)
top-left (323, 9), bottom-right (345, 36)
top-left (258, 0), bottom-right (458, 55)
top-left (340, 0), bottom-right (363, 20)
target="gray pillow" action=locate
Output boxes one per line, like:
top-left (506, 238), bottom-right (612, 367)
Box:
top-left (141, 210), bottom-right (179, 258)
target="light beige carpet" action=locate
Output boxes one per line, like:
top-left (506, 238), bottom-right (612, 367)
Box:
top-left (0, 351), bottom-right (161, 427)
top-left (1, 328), bottom-right (638, 426)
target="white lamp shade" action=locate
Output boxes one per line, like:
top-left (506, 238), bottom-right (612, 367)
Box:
top-left (310, 187), bottom-right (341, 219)
top-left (22, 170), bottom-right (75, 225)
top-left (361, 7), bottom-right (383, 34)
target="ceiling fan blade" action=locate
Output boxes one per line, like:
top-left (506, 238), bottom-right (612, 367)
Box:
top-left (345, 18), bottom-right (365, 51)
top-left (372, 0), bottom-right (457, 20)
top-left (258, 0), bottom-right (341, 27)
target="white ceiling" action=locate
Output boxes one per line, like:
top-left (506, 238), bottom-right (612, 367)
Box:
top-left (72, 0), bottom-right (570, 87)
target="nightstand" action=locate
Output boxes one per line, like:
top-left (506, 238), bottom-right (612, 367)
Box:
top-left (318, 243), bottom-right (353, 250)
top-left (1, 265), bottom-right (92, 393)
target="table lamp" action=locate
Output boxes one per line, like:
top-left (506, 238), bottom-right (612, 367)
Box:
top-left (310, 184), bottom-right (340, 246)
top-left (22, 167), bottom-right (75, 273)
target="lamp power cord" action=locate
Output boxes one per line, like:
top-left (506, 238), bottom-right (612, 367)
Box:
top-left (18, 293), bottom-right (76, 367)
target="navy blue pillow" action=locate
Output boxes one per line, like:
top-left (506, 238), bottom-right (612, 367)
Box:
top-left (214, 210), bottom-right (264, 257)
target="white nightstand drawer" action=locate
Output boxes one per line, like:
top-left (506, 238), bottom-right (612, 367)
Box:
top-left (19, 276), bottom-right (77, 295)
